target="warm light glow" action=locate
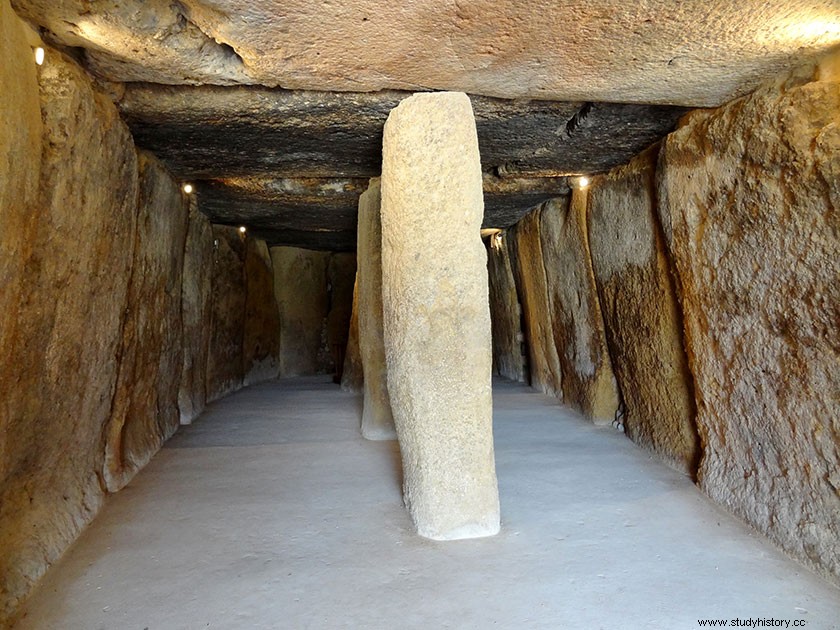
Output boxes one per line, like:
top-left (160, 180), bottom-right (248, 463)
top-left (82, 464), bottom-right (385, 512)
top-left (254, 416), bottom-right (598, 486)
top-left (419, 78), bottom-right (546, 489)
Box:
top-left (34, 47), bottom-right (45, 66)
top-left (182, 183), bottom-right (194, 194)
top-left (578, 176), bottom-right (590, 189)
top-left (239, 226), bottom-right (247, 234)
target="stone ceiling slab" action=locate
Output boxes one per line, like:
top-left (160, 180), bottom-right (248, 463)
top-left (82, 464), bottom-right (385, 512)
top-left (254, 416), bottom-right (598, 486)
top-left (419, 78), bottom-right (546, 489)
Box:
top-left (12, 0), bottom-right (840, 106)
top-left (118, 85), bottom-right (688, 179)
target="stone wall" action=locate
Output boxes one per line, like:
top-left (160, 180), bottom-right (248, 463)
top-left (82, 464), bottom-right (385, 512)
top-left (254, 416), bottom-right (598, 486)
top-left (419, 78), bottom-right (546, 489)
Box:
top-left (0, 26), bottom-right (283, 623)
top-left (508, 208), bottom-right (563, 397)
top-left (486, 232), bottom-right (526, 382)
top-left (588, 148), bottom-right (700, 474)
top-left (656, 57), bottom-right (839, 585)
top-left (540, 192), bottom-right (619, 423)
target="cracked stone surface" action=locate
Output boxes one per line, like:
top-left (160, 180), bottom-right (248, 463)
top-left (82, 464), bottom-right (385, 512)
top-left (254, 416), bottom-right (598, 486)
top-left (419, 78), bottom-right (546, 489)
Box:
top-left (12, 0), bottom-right (840, 106)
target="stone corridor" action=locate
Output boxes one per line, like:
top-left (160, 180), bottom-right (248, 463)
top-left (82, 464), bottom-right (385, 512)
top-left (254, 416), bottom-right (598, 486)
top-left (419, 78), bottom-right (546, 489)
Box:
top-left (13, 379), bottom-right (840, 629)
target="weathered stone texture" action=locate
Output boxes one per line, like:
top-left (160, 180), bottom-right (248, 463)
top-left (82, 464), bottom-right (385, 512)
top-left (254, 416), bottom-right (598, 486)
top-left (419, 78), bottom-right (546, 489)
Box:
top-left (0, 47), bottom-right (139, 622)
top-left (178, 207), bottom-right (214, 424)
top-left (540, 192), bottom-right (620, 423)
top-left (243, 238), bottom-right (282, 384)
top-left (356, 179), bottom-right (396, 440)
top-left (270, 246), bottom-right (330, 377)
top-left (486, 232), bottom-right (526, 382)
top-left (340, 276), bottom-right (364, 393)
top-left (326, 252), bottom-right (357, 380)
top-left (588, 148), bottom-right (700, 474)
top-left (657, 61), bottom-right (840, 585)
top-left (103, 153), bottom-right (190, 492)
top-left (381, 93), bottom-right (500, 540)
top-left (15, 0), bottom-right (839, 106)
top-left (206, 225), bottom-right (248, 400)
top-left (509, 209), bottom-right (563, 397)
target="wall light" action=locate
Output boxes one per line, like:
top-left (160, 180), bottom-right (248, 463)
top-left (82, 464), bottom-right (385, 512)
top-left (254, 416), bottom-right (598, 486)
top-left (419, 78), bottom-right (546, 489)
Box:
top-left (577, 176), bottom-right (590, 189)
top-left (182, 183), bottom-right (194, 194)
top-left (239, 226), bottom-right (247, 234)
top-left (34, 47), bottom-right (45, 66)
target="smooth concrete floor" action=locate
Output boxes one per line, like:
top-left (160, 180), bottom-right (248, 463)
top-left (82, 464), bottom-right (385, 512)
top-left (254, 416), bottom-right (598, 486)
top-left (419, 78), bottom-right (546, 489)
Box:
top-left (14, 377), bottom-right (840, 629)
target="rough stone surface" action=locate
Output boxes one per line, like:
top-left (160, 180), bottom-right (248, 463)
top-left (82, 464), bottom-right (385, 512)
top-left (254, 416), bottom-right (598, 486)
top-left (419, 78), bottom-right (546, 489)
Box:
top-left (588, 148), bottom-right (700, 474)
top-left (340, 276), bottom-right (364, 393)
top-left (14, 0), bottom-right (840, 106)
top-left (103, 153), bottom-right (190, 493)
top-left (326, 253), bottom-right (357, 378)
top-left (356, 179), bottom-right (396, 440)
top-left (118, 85), bottom-right (686, 249)
top-left (540, 193), bottom-right (620, 423)
top-left (206, 226), bottom-right (247, 400)
top-left (381, 92), bottom-right (500, 540)
top-left (178, 207), bottom-right (214, 424)
top-left (508, 209), bottom-right (563, 398)
top-left (0, 46), bottom-right (139, 623)
top-left (486, 233), bottom-right (526, 383)
top-left (243, 238), bottom-right (282, 384)
top-left (656, 58), bottom-right (840, 586)
top-left (271, 246), bottom-right (330, 377)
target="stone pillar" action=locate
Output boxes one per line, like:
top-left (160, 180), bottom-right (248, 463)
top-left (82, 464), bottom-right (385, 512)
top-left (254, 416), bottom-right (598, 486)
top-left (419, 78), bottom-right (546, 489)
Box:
top-left (380, 92), bottom-right (500, 540)
top-left (486, 231), bottom-right (526, 382)
top-left (340, 276), bottom-right (364, 392)
top-left (356, 178), bottom-right (396, 440)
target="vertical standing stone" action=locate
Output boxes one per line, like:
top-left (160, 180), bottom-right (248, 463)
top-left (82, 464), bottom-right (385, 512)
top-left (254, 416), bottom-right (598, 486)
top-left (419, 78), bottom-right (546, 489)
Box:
top-left (178, 207), bottom-right (214, 424)
top-left (486, 231), bottom-right (526, 382)
top-left (356, 178), bottom-right (396, 439)
top-left (270, 246), bottom-right (329, 377)
top-left (243, 238), bottom-right (282, 384)
top-left (326, 252), bottom-right (357, 381)
top-left (340, 276), bottom-right (364, 392)
top-left (540, 192), bottom-right (620, 423)
top-left (588, 148), bottom-right (700, 474)
top-left (509, 208), bottom-right (563, 397)
top-left (381, 92), bottom-right (500, 540)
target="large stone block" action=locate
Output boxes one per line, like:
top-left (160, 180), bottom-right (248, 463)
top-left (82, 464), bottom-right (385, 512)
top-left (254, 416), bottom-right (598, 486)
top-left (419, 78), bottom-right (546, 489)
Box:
top-left (0, 46), bottom-right (139, 622)
top-left (588, 148), bottom-right (700, 474)
top-left (270, 246), bottom-right (330, 376)
top-left (178, 207), bottom-right (214, 424)
top-left (340, 276), bottom-right (364, 392)
top-left (540, 193), bottom-right (620, 423)
top-left (381, 92), bottom-right (500, 540)
top-left (206, 225), bottom-right (247, 400)
top-left (657, 58), bottom-right (840, 585)
top-left (103, 153), bottom-right (189, 492)
top-left (509, 208), bottom-right (563, 397)
top-left (243, 237), bottom-right (282, 384)
top-left (486, 232), bottom-right (526, 382)
top-left (326, 252), bottom-right (357, 380)
top-left (356, 178), bottom-right (396, 440)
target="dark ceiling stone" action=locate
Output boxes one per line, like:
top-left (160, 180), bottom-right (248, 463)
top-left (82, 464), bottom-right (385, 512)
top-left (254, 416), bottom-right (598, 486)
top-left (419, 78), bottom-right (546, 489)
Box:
top-left (119, 84), bottom-right (688, 249)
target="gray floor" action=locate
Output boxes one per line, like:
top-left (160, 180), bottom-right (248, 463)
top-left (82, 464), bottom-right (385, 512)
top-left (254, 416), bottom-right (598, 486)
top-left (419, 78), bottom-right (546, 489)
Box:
top-left (14, 377), bottom-right (840, 629)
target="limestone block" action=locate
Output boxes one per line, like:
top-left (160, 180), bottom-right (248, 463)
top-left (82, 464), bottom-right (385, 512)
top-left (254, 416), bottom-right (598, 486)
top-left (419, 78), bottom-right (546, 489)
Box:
top-left (243, 237), bottom-right (282, 384)
top-left (0, 47), bottom-right (138, 622)
top-left (486, 232), bottom-right (526, 382)
top-left (206, 225), bottom-right (247, 400)
top-left (588, 148), bottom-right (700, 474)
top-left (381, 92), bottom-right (500, 540)
top-left (326, 252), bottom-right (357, 379)
top-left (178, 207), bottom-right (214, 424)
top-left (540, 193), bottom-right (620, 423)
top-left (656, 61), bottom-right (840, 585)
top-left (356, 178), bottom-right (396, 440)
top-left (270, 246), bottom-right (330, 376)
top-left (509, 209), bottom-right (563, 397)
top-left (340, 275), bottom-right (364, 392)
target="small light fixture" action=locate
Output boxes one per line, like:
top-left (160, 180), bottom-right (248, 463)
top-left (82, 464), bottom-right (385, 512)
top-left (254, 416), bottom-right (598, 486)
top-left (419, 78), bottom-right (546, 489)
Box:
top-left (34, 47), bottom-right (45, 66)
top-left (182, 183), bottom-right (194, 194)
top-left (577, 176), bottom-right (590, 189)
top-left (239, 226), bottom-right (247, 234)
